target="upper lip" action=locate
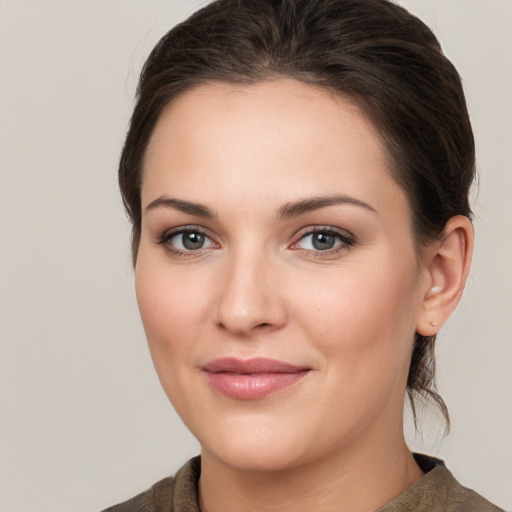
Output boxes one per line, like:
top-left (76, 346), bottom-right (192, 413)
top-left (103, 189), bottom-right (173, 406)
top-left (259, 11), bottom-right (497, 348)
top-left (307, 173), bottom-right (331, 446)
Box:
top-left (201, 357), bottom-right (308, 374)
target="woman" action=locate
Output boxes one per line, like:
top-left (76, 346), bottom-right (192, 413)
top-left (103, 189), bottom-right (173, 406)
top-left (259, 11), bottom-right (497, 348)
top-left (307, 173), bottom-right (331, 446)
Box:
top-left (104, 0), bottom-right (504, 510)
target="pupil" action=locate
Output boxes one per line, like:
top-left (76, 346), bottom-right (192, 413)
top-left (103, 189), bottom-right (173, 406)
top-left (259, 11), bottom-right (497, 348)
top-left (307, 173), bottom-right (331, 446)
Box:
top-left (183, 232), bottom-right (204, 250)
top-left (313, 232), bottom-right (335, 250)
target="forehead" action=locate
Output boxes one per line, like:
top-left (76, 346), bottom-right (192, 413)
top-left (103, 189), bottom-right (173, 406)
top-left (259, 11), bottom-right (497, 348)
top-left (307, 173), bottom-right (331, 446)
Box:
top-left (142, 79), bottom-right (406, 216)
top-left (146, 79), bottom-right (380, 163)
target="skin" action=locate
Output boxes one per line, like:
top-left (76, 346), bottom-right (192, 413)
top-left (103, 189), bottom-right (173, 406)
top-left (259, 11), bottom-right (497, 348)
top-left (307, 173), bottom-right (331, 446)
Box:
top-left (135, 79), bottom-right (473, 512)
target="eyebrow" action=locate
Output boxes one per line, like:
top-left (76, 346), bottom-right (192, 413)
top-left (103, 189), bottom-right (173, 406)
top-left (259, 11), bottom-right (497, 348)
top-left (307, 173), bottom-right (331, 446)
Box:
top-left (144, 194), bottom-right (377, 219)
top-left (145, 196), bottom-right (216, 218)
top-left (277, 195), bottom-right (377, 219)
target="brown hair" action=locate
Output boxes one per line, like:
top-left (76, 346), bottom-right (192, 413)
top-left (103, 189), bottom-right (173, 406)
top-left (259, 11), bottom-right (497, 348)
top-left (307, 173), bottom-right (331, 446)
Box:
top-left (119, 0), bottom-right (475, 429)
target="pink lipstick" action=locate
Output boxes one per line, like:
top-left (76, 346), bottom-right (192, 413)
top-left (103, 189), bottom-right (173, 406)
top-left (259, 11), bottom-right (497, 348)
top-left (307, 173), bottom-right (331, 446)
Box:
top-left (201, 357), bottom-right (310, 400)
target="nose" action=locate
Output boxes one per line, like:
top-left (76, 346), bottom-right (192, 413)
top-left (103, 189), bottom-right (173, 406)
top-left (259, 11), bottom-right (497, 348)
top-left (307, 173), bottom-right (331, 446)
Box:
top-left (213, 249), bottom-right (288, 337)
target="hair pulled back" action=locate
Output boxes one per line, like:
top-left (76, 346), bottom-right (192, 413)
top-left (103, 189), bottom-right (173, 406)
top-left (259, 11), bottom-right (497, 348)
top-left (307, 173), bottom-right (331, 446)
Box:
top-left (119, 0), bottom-right (475, 428)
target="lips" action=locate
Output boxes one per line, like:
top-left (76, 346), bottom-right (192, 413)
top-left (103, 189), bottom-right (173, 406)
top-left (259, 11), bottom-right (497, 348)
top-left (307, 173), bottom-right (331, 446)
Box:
top-left (201, 357), bottom-right (310, 400)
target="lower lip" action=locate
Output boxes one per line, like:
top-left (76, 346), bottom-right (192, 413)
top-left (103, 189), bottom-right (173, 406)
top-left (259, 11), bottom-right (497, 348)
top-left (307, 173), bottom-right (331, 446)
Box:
top-left (203, 371), bottom-right (309, 400)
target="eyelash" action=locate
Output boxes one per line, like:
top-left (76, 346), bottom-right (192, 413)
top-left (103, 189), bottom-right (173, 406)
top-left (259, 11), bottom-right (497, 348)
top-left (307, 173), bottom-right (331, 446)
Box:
top-left (290, 226), bottom-right (356, 256)
top-left (156, 226), bottom-right (218, 258)
top-left (155, 226), bottom-right (356, 258)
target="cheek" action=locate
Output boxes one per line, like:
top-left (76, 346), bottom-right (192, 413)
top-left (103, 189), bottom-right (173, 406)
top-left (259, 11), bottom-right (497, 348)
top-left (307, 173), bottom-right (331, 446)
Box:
top-left (134, 257), bottom-right (212, 378)
top-left (291, 264), bottom-right (420, 436)
top-left (292, 261), bottom-right (419, 374)
top-left (134, 259), bottom-right (220, 429)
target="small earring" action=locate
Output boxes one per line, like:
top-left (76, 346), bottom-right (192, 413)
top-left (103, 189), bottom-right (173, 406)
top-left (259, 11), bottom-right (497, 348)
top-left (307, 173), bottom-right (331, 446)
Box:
top-left (429, 321), bottom-right (438, 327)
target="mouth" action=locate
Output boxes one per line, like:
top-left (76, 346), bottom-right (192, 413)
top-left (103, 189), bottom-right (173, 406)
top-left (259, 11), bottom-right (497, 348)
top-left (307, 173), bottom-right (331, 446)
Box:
top-left (201, 357), bottom-right (310, 400)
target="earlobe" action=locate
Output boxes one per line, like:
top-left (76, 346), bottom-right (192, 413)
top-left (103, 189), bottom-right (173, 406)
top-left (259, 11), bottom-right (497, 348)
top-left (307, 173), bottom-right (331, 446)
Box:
top-left (417, 215), bottom-right (474, 336)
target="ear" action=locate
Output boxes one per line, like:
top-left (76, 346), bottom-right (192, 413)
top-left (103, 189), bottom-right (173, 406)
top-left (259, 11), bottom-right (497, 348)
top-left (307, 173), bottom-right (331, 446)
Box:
top-left (416, 215), bottom-right (474, 336)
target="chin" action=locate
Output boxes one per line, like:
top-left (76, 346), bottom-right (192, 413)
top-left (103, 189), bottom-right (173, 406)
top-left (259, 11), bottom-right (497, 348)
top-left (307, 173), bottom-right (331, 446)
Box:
top-left (206, 441), bottom-right (304, 473)
top-left (195, 417), bottom-right (311, 473)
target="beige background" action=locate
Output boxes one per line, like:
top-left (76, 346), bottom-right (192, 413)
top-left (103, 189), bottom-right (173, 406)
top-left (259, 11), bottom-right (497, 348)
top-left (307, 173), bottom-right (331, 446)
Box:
top-left (0, 1), bottom-right (511, 511)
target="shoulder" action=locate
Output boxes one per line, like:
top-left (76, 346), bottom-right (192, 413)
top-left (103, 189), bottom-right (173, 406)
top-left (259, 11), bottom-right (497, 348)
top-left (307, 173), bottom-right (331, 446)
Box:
top-left (441, 473), bottom-right (505, 512)
top-left (455, 489), bottom-right (506, 512)
top-left (100, 457), bottom-right (201, 512)
top-left (379, 454), bottom-right (505, 512)
top-left (100, 475), bottom-right (177, 512)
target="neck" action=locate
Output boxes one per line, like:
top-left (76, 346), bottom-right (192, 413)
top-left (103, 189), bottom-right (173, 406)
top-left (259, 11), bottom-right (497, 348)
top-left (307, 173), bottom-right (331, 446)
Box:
top-left (198, 433), bottom-right (423, 512)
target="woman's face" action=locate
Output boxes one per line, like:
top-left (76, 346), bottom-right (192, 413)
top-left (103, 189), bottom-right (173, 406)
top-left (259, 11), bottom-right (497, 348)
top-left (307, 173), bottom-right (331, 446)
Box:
top-left (136, 79), bottom-right (431, 472)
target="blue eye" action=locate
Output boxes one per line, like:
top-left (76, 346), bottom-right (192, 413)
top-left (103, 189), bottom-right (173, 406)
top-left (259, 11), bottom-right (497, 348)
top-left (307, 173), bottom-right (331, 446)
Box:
top-left (303, 232), bottom-right (338, 251)
top-left (173, 231), bottom-right (206, 250)
top-left (294, 228), bottom-right (354, 252)
top-left (160, 228), bottom-right (217, 252)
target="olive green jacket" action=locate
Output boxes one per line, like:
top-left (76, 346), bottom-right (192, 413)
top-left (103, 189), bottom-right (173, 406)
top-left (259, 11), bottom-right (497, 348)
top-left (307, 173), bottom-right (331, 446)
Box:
top-left (102, 454), bottom-right (505, 512)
